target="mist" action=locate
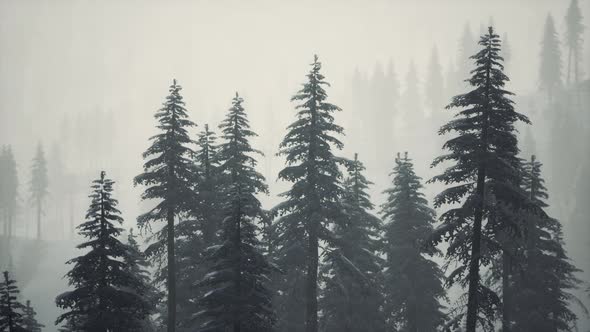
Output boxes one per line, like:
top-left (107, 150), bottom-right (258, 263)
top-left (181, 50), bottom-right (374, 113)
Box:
top-left (1, 0), bottom-right (589, 331)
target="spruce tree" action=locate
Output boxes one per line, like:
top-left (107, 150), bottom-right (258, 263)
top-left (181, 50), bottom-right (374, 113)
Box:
top-left (0, 146), bottom-right (18, 239)
top-left (429, 27), bottom-right (529, 332)
top-left (275, 55), bottom-right (346, 332)
top-left (565, 0), bottom-right (584, 85)
top-left (510, 156), bottom-right (581, 332)
top-left (29, 143), bottom-right (48, 240)
top-left (0, 271), bottom-right (26, 332)
top-left (134, 79), bottom-right (198, 332)
top-left (56, 171), bottom-right (155, 331)
top-left (22, 300), bottom-right (43, 332)
top-left (425, 46), bottom-right (445, 113)
top-left (194, 123), bottom-right (222, 245)
top-left (381, 152), bottom-right (446, 331)
top-left (125, 229), bottom-right (159, 331)
top-left (539, 13), bottom-right (562, 102)
top-left (319, 153), bottom-right (387, 332)
top-left (195, 93), bottom-right (275, 332)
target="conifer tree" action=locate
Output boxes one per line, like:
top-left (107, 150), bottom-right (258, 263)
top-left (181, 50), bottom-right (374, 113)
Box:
top-left (319, 153), bottom-right (387, 332)
top-left (194, 123), bottom-right (222, 245)
top-left (565, 0), bottom-right (584, 85)
top-left (29, 143), bottom-right (48, 240)
top-left (134, 79), bottom-right (198, 332)
top-left (56, 171), bottom-right (155, 331)
top-left (429, 27), bottom-right (529, 332)
top-left (0, 271), bottom-right (26, 332)
top-left (22, 300), bottom-right (43, 332)
top-left (509, 156), bottom-right (581, 332)
top-left (400, 60), bottom-right (422, 123)
top-left (0, 146), bottom-right (18, 239)
top-left (425, 46), bottom-right (445, 113)
top-left (195, 93), bottom-right (275, 332)
top-left (539, 13), bottom-right (563, 102)
top-left (125, 229), bottom-right (159, 331)
top-left (381, 152), bottom-right (446, 332)
top-left (275, 55), bottom-right (346, 332)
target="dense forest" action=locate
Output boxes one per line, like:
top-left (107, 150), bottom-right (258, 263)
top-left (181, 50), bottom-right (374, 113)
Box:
top-left (1, 0), bottom-right (590, 331)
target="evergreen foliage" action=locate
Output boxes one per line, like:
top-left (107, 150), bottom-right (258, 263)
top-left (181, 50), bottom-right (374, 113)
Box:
top-left (22, 300), bottom-right (43, 332)
top-left (0, 271), bottom-right (26, 332)
top-left (429, 27), bottom-right (529, 332)
top-left (195, 93), bottom-right (275, 332)
top-left (539, 14), bottom-right (562, 102)
top-left (56, 171), bottom-right (155, 331)
top-left (319, 153), bottom-right (387, 332)
top-left (381, 152), bottom-right (446, 331)
top-left (275, 55), bottom-right (346, 332)
top-left (134, 79), bottom-right (198, 332)
top-left (29, 143), bottom-right (48, 240)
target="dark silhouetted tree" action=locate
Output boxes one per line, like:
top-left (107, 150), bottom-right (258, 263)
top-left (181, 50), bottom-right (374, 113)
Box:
top-left (0, 271), bottom-right (26, 332)
top-left (381, 152), bottom-right (446, 332)
top-left (539, 13), bottom-right (562, 102)
top-left (320, 153), bottom-right (387, 332)
top-left (510, 156), bottom-right (582, 332)
top-left (56, 171), bottom-right (155, 331)
top-left (275, 55), bottom-right (345, 332)
top-left (29, 143), bottom-right (48, 240)
top-left (22, 300), bottom-right (43, 332)
top-left (565, 0), bottom-right (584, 86)
top-left (429, 27), bottom-right (529, 332)
top-left (195, 93), bottom-right (275, 332)
top-left (134, 79), bottom-right (198, 332)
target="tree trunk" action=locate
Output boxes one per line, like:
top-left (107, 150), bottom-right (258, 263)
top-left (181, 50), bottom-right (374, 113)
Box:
top-left (305, 213), bottom-right (319, 332)
top-left (234, 193), bottom-right (242, 332)
top-left (465, 167), bottom-right (485, 332)
top-left (36, 200), bottom-right (42, 240)
top-left (502, 249), bottom-right (511, 332)
top-left (167, 207), bottom-right (176, 332)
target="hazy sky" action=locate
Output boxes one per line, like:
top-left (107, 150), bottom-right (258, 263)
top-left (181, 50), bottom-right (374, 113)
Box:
top-left (1, 1), bottom-right (589, 330)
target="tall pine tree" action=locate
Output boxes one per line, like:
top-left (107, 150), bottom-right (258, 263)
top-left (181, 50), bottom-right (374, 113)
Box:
top-left (275, 55), bottom-right (345, 332)
top-left (22, 300), bottom-right (43, 332)
top-left (29, 143), bottom-right (48, 240)
top-left (0, 271), bottom-right (26, 332)
top-left (195, 93), bottom-right (275, 332)
top-left (564, 0), bottom-right (584, 86)
top-left (429, 27), bottom-right (529, 332)
top-left (381, 152), bottom-right (446, 331)
top-left (134, 79), bottom-right (198, 332)
top-left (319, 153), bottom-right (387, 332)
top-left (510, 156), bottom-right (581, 331)
top-left (539, 13), bottom-right (562, 103)
top-left (56, 171), bottom-right (155, 331)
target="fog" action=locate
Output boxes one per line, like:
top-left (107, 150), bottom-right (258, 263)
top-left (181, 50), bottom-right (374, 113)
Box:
top-left (1, 0), bottom-right (589, 331)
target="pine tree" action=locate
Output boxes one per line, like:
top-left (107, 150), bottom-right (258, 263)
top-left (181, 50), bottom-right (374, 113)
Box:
top-left (539, 13), bottom-right (562, 102)
top-left (29, 143), bottom-right (48, 240)
top-left (425, 46), bottom-right (445, 113)
top-left (134, 79), bottom-right (198, 332)
top-left (400, 60), bottom-right (423, 124)
top-left (194, 123), bottom-right (222, 245)
top-left (509, 156), bottom-right (581, 332)
top-left (125, 229), bottom-right (159, 331)
top-left (22, 300), bottom-right (43, 332)
top-left (56, 171), bottom-right (155, 331)
top-left (0, 271), bottom-right (26, 332)
top-left (175, 123), bottom-right (222, 330)
top-left (565, 0), bottom-right (585, 86)
top-left (429, 27), bottom-right (529, 332)
top-left (319, 153), bottom-right (387, 332)
top-left (195, 93), bottom-right (275, 332)
top-left (275, 55), bottom-right (346, 332)
top-left (381, 152), bottom-right (446, 331)
top-left (0, 146), bottom-right (18, 239)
